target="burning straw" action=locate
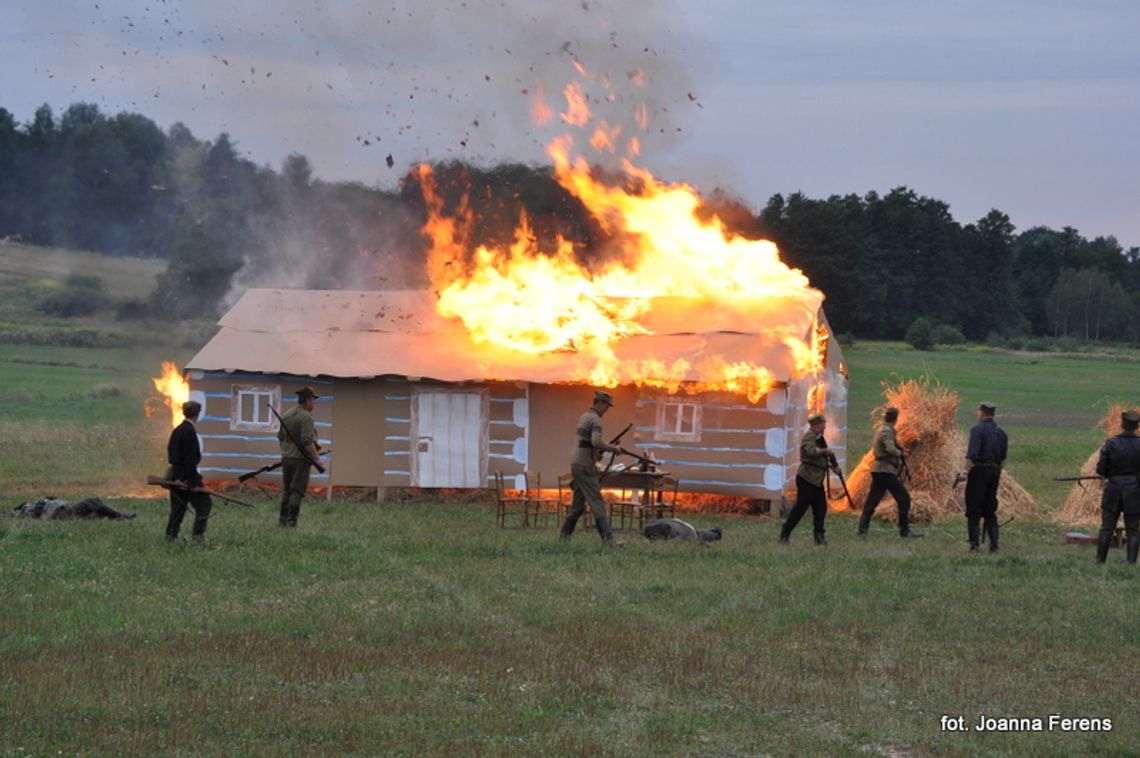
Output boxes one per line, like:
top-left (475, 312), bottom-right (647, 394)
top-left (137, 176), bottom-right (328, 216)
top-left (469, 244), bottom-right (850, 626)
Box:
top-left (837, 376), bottom-right (1038, 524)
top-left (1056, 402), bottom-right (1140, 525)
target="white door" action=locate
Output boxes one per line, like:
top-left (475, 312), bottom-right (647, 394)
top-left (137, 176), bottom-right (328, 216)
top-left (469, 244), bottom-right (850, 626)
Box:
top-left (411, 388), bottom-right (487, 487)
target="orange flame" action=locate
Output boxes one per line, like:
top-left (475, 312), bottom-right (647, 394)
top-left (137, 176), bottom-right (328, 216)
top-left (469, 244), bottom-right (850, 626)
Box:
top-left (416, 57), bottom-right (828, 403)
top-left (149, 361), bottom-right (190, 428)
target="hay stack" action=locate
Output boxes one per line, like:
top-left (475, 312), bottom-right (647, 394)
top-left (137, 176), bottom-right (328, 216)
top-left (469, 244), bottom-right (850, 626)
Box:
top-left (836, 376), bottom-right (1038, 524)
top-left (1056, 403), bottom-right (1140, 525)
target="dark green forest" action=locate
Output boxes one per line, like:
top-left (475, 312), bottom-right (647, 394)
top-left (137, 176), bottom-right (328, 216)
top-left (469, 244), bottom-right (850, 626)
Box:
top-left (2, 101), bottom-right (1137, 342)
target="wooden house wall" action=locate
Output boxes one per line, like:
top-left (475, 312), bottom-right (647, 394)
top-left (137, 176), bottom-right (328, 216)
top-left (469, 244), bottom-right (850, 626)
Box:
top-left (189, 371), bottom-right (336, 485)
top-left (635, 389), bottom-right (788, 499)
top-left (526, 384), bottom-right (640, 487)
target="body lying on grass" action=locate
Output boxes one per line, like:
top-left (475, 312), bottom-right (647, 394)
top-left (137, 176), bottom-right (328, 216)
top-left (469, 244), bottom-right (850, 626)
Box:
top-left (642, 518), bottom-right (722, 543)
top-left (9, 496), bottom-right (135, 520)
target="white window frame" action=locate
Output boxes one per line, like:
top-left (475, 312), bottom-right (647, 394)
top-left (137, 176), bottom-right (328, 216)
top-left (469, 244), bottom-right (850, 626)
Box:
top-left (230, 384), bottom-right (281, 432)
top-left (655, 399), bottom-right (702, 442)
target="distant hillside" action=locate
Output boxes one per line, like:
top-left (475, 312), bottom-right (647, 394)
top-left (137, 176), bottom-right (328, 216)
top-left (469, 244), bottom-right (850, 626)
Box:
top-left (0, 243), bottom-right (165, 300)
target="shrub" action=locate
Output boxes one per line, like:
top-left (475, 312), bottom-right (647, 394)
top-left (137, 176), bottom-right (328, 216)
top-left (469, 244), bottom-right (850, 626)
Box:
top-left (36, 287), bottom-right (106, 317)
top-left (64, 273), bottom-right (104, 291)
top-left (905, 317), bottom-right (934, 351)
top-left (931, 324), bottom-right (966, 346)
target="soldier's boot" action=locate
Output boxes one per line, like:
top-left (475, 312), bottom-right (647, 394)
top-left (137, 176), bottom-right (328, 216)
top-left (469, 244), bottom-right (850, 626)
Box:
top-left (278, 501), bottom-right (291, 527)
top-left (813, 530), bottom-right (827, 546)
top-left (986, 519), bottom-right (1000, 553)
top-left (1096, 533), bottom-right (1112, 564)
top-left (856, 511), bottom-right (871, 536)
top-left (1127, 534), bottom-right (1139, 565)
top-left (288, 504), bottom-right (301, 527)
top-left (559, 513), bottom-right (579, 540)
top-left (967, 516), bottom-right (981, 552)
top-left (595, 516), bottom-right (623, 548)
top-left (777, 525), bottom-right (791, 545)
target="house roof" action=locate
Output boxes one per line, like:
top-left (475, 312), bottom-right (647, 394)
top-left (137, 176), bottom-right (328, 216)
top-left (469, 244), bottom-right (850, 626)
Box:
top-left (186, 288), bottom-right (826, 384)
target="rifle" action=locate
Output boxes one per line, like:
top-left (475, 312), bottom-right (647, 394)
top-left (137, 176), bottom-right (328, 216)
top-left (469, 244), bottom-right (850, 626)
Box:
top-left (609, 422), bottom-right (634, 447)
top-left (1053, 475), bottom-right (1104, 492)
top-left (898, 450), bottom-right (912, 483)
top-left (982, 515), bottom-right (1015, 544)
top-left (619, 447), bottom-right (659, 471)
top-left (238, 449), bottom-right (332, 483)
top-left (952, 471), bottom-right (967, 489)
top-left (146, 476), bottom-right (255, 507)
top-left (830, 456), bottom-right (856, 510)
top-left (268, 403), bottom-right (326, 474)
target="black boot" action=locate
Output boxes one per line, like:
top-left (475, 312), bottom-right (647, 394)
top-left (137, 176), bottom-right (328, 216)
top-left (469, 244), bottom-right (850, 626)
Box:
top-left (1127, 535), bottom-right (1139, 565)
top-left (595, 515), bottom-right (623, 548)
top-left (1096, 533), bottom-right (1112, 564)
top-left (967, 516), bottom-right (980, 552)
top-left (813, 531), bottom-right (827, 546)
top-left (986, 519), bottom-right (1000, 553)
top-left (856, 511), bottom-right (871, 536)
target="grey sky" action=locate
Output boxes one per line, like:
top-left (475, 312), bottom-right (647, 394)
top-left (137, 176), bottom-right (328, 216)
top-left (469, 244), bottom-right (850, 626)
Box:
top-left (6, 1), bottom-right (1139, 247)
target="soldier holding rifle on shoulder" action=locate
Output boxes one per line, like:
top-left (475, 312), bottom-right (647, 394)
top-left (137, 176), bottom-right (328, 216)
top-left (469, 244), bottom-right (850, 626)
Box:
top-left (1094, 409), bottom-right (1140, 564)
top-left (964, 402), bottom-right (1008, 553)
top-left (274, 386), bottom-right (326, 528)
top-left (559, 389), bottom-right (623, 548)
top-left (857, 407), bottom-right (923, 538)
top-left (779, 412), bottom-right (832, 546)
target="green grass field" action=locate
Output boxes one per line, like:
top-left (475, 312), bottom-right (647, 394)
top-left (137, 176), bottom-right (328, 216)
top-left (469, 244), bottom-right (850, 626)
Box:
top-left (2, 246), bottom-right (1138, 756)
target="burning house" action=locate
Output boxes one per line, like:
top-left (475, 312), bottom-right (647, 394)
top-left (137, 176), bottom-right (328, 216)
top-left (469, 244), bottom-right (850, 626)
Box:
top-left (173, 59), bottom-right (848, 508)
top-left (181, 284), bottom-right (846, 508)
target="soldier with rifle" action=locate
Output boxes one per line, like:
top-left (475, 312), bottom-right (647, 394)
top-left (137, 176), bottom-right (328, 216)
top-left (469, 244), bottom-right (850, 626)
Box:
top-left (779, 413), bottom-right (832, 546)
top-left (559, 389), bottom-right (623, 548)
top-left (164, 400), bottom-right (212, 541)
top-left (272, 387), bottom-right (326, 528)
top-left (964, 402), bottom-right (1009, 552)
top-left (857, 407), bottom-right (923, 538)
top-left (1094, 409), bottom-right (1140, 564)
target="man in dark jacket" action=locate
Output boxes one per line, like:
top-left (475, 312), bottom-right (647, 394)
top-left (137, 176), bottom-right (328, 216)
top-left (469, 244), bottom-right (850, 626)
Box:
top-left (165, 400), bottom-right (212, 541)
top-left (1095, 409), bottom-right (1140, 564)
top-left (965, 402), bottom-right (1009, 552)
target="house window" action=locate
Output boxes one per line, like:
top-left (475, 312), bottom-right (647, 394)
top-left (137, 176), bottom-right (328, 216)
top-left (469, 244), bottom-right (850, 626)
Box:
top-left (230, 385), bottom-right (280, 432)
top-left (655, 400), bottom-right (701, 442)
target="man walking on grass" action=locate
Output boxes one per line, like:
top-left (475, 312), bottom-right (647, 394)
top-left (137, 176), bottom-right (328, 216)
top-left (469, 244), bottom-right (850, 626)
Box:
top-left (857, 407), bottom-right (923, 538)
top-left (1095, 409), bottom-right (1140, 564)
top-left (965, 401), bottom-right (1009, 552)
top-left (559, 389), bottom-right (623, 548)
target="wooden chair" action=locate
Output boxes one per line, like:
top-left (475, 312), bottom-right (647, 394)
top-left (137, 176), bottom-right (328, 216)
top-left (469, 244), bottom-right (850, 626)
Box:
top-left (494, 471), bottom-right (529, 528)
top-left (608, 484), bottom-right (647, 531)
top-left (644, 476), bottom-right (678, 523)
top-left (525, 471), bottom-right (563, 528)
top-left (609, 476), bottom-right (678, 531)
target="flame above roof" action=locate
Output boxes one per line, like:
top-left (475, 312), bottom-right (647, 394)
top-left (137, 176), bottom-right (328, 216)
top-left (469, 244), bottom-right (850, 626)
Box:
top-left (186, 288), bottom-right (823, 384)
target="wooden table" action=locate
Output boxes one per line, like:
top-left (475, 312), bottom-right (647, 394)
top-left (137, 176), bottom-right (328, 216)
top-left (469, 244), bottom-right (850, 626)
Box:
top-left (600, 469), bottom-right (671, 519)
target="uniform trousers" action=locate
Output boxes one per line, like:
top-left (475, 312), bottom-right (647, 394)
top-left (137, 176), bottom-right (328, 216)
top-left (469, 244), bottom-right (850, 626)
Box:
top-left (279, 458), bottom-right (312, 527)
top-left (782, 476), bottom-right (828, 537)
top-left (858, 472), bottom-right (912, 534)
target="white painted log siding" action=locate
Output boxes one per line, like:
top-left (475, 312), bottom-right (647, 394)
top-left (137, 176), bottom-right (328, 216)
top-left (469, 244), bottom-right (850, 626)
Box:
top-left (191, 374), bottom-right (333, 481)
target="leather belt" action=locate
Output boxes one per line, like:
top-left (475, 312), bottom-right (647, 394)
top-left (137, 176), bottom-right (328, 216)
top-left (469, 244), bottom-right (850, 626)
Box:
top-left (577, 440), bottom-right (593, 449)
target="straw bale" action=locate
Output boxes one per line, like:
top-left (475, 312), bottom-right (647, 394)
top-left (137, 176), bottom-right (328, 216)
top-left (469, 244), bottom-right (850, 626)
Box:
top-left (834, 376), bottom-right (1038, 524)
top-left (1056, 402), bottom-right (1140, 525)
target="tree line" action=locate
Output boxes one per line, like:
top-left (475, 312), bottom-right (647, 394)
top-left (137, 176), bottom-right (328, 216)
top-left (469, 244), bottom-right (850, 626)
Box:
top-left (2, 101), bottom-right (1138, 342)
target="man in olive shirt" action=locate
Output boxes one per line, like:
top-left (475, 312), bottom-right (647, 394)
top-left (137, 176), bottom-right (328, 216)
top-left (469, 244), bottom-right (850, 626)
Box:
top-left (779, 412), bottom-right (833, 546)
top-left (277, 386), bottom-right (325, 528)
top-left (857, 407), bottom-right (923, 538)
top-left (559, 389), bottom-right (622, 547)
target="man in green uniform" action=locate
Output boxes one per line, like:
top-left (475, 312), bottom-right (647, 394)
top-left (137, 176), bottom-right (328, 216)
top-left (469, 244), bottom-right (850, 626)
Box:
top-left (857, 407), bottom-right (923, 538)
top-left (779, 412), bottom-right (833, 546)
top-left (559, 389), bottom-right (622, 548)
top-left (277, 386), bottom-right (325, 528)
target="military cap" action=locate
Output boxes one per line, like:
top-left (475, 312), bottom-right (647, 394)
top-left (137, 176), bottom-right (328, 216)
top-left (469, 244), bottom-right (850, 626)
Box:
top-left (883, 406), bottom-right (899, 422)
top-left (979, 402), bottom-right (997, 414)
top-left (593, 389), bottom-right (615, 406)
top-left (1122, 410), bottom-right (1140, 425)
top-left (296, 386), bottom-right (320, 401)
top-left (807, 413), bottom-right (826, 425)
